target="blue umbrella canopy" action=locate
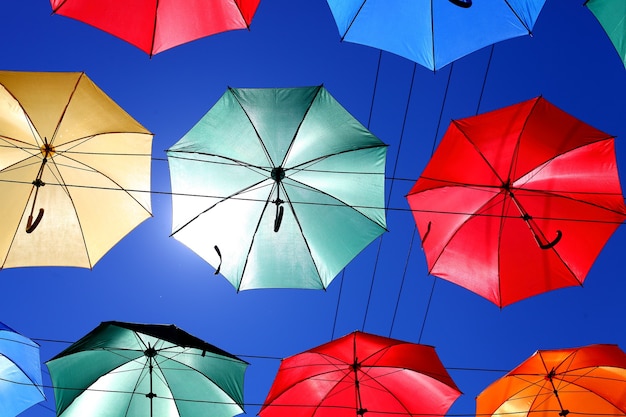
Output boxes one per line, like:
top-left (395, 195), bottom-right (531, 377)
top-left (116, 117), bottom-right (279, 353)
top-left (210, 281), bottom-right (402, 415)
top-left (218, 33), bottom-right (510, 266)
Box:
top-left (0, 322), bottom-right (45, 417)
top-left (325, 0), bottom-right (547, 70)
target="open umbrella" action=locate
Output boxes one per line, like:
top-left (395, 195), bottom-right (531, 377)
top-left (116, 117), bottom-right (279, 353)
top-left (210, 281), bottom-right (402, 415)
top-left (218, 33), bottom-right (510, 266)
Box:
top-left (476, 344), bottom-right (626, 417)
top-left (0, 322), bottom-right (45, 417)
top-left (166, 85), bottom-right (387, 291)
top-left (50, 0), bottom-right (262, 56)
top-left (46, 321), bottom-right (248, 417)
top-left (325, 0), bottom-right (546, 71)
top-left (585, 0), bottom-right (626, 69)
top-left (0, 70), bottom-right (152, 269)
top-left (259, 330), bottom-right (461, 417)
top-left (406, 96), bottom-right (626, 307)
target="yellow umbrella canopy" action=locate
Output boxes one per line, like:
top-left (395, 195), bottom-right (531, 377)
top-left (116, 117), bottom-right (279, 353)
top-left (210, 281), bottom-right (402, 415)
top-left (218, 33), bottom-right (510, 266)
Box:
top-left (0, 71), bottom-right (153, 269)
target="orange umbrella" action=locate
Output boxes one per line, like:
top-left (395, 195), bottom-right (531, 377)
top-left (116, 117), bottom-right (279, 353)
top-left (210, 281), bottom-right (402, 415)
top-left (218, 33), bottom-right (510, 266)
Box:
top-left (477, 344), bottom-right (626, 417)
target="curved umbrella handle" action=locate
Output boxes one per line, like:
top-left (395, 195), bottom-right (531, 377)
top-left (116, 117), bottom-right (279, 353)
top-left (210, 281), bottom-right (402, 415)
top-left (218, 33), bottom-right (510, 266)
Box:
top-left (538, 230), bottom-right (562, 250)
top-left (274, 205), bottom-right (284, 233)
top-left (214, 245), bottom-right (222, 275)
top-left (26, 208), bottom-right (44, 233)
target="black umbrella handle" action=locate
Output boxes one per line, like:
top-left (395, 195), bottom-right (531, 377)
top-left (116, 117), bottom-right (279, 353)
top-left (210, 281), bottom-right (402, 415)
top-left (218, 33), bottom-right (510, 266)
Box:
top-left (274, 205), bottom-right (284, 232)
top-left (25, 156), bottom-right (48, 233)
top-left (508, 189), bottom-right (562, 250)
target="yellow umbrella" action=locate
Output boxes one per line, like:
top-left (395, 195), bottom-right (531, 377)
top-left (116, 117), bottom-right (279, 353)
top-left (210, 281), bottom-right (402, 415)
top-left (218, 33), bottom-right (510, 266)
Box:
top-left (0, 71), bottom-right (153, 269)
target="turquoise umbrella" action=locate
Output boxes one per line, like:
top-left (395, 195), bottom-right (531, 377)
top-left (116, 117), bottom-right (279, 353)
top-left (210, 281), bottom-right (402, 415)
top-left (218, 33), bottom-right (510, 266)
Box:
top-left (325, 0), bottom-right (547, 71)
top-left (46, 321), bottom-right (248, 417)
top-left (0, 322), bottom-right (45, 417)
top-left (167, 85), bottom-right (387, 291)
top-left (585, 0), bottom-right (626, 68)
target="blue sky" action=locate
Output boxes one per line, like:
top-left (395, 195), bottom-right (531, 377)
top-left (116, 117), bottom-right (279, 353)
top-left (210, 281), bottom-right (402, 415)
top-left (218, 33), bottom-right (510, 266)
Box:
top-left (2, 1), bottom-right (626, 416)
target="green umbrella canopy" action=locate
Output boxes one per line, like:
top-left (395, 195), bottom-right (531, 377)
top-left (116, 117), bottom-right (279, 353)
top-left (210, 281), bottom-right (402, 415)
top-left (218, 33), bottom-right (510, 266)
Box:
top-left (585, 0), bottom-right (626, 68)
top-left (166, 85), bottom-right (388, 291)
top-left (46, 321), bottom-right (248, 417)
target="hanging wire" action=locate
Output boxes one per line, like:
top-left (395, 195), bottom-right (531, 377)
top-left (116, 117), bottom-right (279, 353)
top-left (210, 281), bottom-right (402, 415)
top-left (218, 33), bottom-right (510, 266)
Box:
top-left (413, 43), bottom-right (496, 343)
top-left (330, 49), bottom-right (384, 338)
top-left (0, 177), bottom-right (623, 223)
top-left (331, 269), bottom-right (345, 340)
top-left (361, 62), bottom-right (418, 332)
top-left (386, 61), bottom-right (455, 342)
top-left (476, 45), bottom-right (495, 116)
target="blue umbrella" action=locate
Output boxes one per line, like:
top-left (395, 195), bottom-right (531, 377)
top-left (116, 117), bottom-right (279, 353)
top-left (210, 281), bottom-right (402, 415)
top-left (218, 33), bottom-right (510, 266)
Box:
top-left (0, 322), bottom-right (45, 417)
top-left (325, 0), bottom-right (547, 70)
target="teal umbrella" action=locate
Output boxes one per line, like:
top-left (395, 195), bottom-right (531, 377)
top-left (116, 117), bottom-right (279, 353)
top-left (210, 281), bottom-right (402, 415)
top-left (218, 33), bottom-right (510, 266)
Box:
top-left (166, 85), bottom-right (387, 291)
top-left (46, 321), bottom-right (248, 417)
top-left (0, 322), bottom-right (45, 417)
top-left (585, 0), bottom-right (626, 68)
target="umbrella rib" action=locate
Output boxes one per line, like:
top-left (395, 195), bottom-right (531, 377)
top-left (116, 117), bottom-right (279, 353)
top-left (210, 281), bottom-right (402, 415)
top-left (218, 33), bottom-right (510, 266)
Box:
top-left (503, 0), bottom-right (534, 34)
top-left (231, 0), bottom-right (252, 29)
top-left (339, 1), bottom-right (368, 41)
top-left (430, 0), bottom-right (435, 70)
top-left (512, 135), bottom-right (618, 192)
top-left (0, 156), bottom-right (76, 268)
top-left (170, 177), bottom-right (270, 237)
top-left (514, 187), bottom-right (626, 218)
top-left (43, 150), bottom-right (150, 268)
top-left (167, 151), bottom-right (271, 176)
top-left (283, 174), bottom-right (386, 228)
top-left (149, 0), bottom-right (160, 57)
top-left (278, 180), bottom-right (375, 289)
top-left (48, 72), bottom-right (84, 147)
top-left (50, 0), bottom-right (68, 13)
top-left (154, 351), bottom-right (246, 411)
top-left (281, 85), bottom-right (323, 168)
top-left (548, 350), bottom-right (609, 406)
top-left (286, 143), bottom-right (388, 174)
top-left (55, 140), bottom-right (153, 213)
top-left (451, 119), bottom-right (507, 186)
top-left (0, 83), bottom-right (43, 148)
top-left (2, 351), bottom-right (45, 397)
top-left (264, 363), bottom-right (353, 408)
top-left (238, 185), bottom-right (275, 291)
top-left (227, 87), bottom-right (276, 167)
top-left (554, 368), bottom-right (626, 413)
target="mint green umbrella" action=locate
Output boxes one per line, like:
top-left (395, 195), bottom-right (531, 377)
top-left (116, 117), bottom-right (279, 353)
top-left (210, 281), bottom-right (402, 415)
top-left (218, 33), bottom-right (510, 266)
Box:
top-left (46, 321), bottom-right (248, 417)
top-left (585, 0), bottom-right (626, 68)
top-left (166, 86), bottom-right (387, 291)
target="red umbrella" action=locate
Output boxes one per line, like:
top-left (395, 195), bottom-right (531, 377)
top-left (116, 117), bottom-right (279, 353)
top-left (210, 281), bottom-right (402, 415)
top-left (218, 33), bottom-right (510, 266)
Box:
top-left (259, 331), bottom-right (461, 417)
top-left (50, 0), bottom-right (261, 56)
top-left (406, 96), bottom-right (626, 307)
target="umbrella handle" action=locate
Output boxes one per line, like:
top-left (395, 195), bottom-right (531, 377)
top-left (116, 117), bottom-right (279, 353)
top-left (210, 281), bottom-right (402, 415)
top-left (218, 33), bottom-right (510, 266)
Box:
top-left (26, 153), bottom-right (49, 233)
top-left (214, 245), bottom-right (222, 275)
top-left (274, 205), bottom-right (284, 232)
top-left (537, 229), bottom-right (562, 250)
top-left (26, 208), bottom-right (45, 233)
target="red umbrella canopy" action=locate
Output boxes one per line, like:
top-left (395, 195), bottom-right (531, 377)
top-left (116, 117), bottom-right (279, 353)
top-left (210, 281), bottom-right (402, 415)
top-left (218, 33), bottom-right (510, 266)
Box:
top-left (259, 331), bottom-right (461, 417)
top-left (50, 0), bottom-right (261, 56)
top-left (406, 96), bottom-right (626, 307)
